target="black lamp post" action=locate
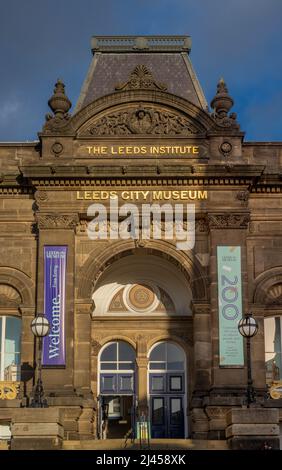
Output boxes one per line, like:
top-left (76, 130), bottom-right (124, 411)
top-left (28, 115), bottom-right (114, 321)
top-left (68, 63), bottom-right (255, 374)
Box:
top-left (238, 313), bottom-right (259, 407)
top-left (30, 315), bottom-right (50, 408)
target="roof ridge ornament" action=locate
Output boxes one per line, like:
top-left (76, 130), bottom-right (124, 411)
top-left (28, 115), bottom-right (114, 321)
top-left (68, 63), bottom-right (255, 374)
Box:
top-left (115, 65), bottom-right (167, 92)
top-left (43, 79), bottom-right (72, 132)
top-left (210, 78), bottom-right (240, 129)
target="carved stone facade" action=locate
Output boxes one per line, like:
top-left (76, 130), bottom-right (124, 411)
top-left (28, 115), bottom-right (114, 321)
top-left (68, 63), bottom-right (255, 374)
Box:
top-left (87, 105), bottom-right (201, 136)
top-left (0, 35), bottom-right (282, 448)
top-left (115, 65), bottom-right (167, 92)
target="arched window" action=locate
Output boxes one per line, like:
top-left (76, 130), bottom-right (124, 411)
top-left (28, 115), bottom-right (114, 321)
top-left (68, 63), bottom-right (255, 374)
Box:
top-left (264, 316), bottom-right (282, 383)
top-left (100, 341), bottom-right (135, 371)
top-left (0, 316), bottom-right (21, 381)
top-left (149, 342), bottom-right (185, 371)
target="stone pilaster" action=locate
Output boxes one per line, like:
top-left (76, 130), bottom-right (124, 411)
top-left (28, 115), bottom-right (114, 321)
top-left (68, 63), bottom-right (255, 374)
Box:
top-left (35, 213), bottom-right (78, 395)
top-left (249, 305), bottom-right (267, 394)
top-left (208, 212), bottom-right (250, 397)
top-left (73, 301), bottom-right (93, 393)
top-left (19, 307), bottom-right (36, 397)
top-left (191, 301), bottom-right (211, 392)
top-left (136, 335), bottom-right (149, 416)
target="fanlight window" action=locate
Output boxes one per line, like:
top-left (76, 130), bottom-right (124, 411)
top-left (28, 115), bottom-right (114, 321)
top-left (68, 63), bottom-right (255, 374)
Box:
top-left (264, 316), bottom-right (282, 383)
top-left (0, 316), bottom-right (21, 381)
top-left (100, 341), bottom-right (135, 371)
top-left (149, 342), bottom-right (185, 371)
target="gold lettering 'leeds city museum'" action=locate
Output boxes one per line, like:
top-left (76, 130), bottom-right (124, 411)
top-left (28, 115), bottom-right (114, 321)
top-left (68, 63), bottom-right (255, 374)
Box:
top-left (76, 190), bottom-right (208, 201)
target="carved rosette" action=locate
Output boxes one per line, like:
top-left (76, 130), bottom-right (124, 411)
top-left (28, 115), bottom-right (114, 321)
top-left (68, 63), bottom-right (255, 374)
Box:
top-left (236, 190), bottom-right (249, 201)
top-left (34, 190), bottom-right (49, 203)
top-left (208, 213), bottom-right (250, 229)
top-left (36, 214), bottom-right (79, 229)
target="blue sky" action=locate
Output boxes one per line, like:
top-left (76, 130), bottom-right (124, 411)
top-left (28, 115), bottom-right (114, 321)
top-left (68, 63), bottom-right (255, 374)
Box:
top-left (0, 0), bottom-right (281, 141)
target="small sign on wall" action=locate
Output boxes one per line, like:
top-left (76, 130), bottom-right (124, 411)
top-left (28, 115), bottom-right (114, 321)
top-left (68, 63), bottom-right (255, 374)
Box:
top-left (217, 246), bottom-right (244, 366)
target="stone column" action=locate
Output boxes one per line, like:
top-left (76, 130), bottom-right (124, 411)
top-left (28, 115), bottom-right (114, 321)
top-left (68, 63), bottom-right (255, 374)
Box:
top-left (73, 301), bottom-right (93, 394)
top-left (249, 304), bottom-right (267, 395)
top-left (35, 213), bottom-right (78, 395)
top-left (208, 212), bottom-right (250, 393)
top-left (136, 335), bottom-right (149, 417)
top-left (19, 307), bottom-right (36, 399)
top-left (191, 301), bottom-right (212, 391)
top-left (206, 212), bottom-right (250, 437)
top-left (190, 301), bottom-right (211, 439)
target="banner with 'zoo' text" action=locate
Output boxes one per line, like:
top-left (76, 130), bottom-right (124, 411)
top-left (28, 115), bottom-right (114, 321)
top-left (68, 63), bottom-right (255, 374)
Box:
top-left (217, 246), bottom-right (244, 366)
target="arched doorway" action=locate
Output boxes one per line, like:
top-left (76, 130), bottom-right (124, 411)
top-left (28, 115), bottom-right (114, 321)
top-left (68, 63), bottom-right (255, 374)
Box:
top-left (98, 340), bottom-right (136, 439)
top-left (148, 341), bottom-right (186, 438)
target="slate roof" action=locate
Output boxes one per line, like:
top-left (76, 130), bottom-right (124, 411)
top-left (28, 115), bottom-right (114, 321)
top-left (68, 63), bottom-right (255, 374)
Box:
top-left (74, 36), bottom-right (208, 113)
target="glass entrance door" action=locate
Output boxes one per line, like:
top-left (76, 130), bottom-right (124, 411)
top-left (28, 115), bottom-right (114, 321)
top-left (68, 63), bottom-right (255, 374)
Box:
top-left (149, 342), bottom-right (186, 439)
top-left (99, 341), bottom-right (136, 439)
top-left (151, 395), bottom-right (184, 438)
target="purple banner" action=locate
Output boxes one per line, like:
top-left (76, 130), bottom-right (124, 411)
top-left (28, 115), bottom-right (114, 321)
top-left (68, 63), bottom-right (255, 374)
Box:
top-left (42, 246), bottom-right (67, 366)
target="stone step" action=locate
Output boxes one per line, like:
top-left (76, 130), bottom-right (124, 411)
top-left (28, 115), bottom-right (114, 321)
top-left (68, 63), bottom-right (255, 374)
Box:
top-left (62, 439), bottom-right (228, 451)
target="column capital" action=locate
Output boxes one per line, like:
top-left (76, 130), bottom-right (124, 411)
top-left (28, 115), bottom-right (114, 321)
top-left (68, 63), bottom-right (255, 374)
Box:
top-left (191, 301), bottom-right (210, 315)
top-left (75, 301), bottom-right (95, 316)
top-left (36, 213), bottom-right (79, 230)
top-left (207, 212), bottom-right (250, 229)
top-left (136, 357), bottom-right (149, 368)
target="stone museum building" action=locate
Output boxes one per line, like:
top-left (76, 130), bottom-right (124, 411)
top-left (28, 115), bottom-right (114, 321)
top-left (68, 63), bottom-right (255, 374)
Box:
top-left (0, 36), bottom-right (282, 450)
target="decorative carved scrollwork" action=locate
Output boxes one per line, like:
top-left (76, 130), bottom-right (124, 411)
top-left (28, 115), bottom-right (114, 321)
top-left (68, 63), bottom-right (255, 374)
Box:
top-left (0, 381), bottom-right (20, 400)
top-left (208, 213), bottom-right (250, 229)
top-left (91, 340), bottom-right (101, 356)
top-left (115, 65), bottom-right (167, 92)
top-left (87, 106), bottom-right (201, 136)
top-left (36, 214), bottom-right (79, 229)
top-left (269, 381), bottom-right (282, 399)
top-left (0, 285), bottom-right (21, 307)
top-left (266, 283), bottom-right (282, 305)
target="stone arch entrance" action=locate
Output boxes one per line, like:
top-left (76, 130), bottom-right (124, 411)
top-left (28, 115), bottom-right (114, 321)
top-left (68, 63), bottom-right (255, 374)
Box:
top-left (86, 244), bottom-right (201, 439)
top-left (78, 240), bottom-right (207, 302)
top-left (92, 253), bottom-right (192, 317)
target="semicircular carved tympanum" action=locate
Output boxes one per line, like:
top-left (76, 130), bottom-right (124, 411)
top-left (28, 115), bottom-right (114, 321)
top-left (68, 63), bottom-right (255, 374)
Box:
top-left (265, 283), bottom-right (282, 305)
top-left (108, 283), bottom-right (176, 314)
top-left (78, 104), bottom-right (204, 137)
top-left (0, 284), bottom-right (21, 307)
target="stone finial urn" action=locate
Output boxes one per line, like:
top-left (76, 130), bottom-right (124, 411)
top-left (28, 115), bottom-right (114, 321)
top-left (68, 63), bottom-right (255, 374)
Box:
top-left (48, 79), bottom-right (71, 119)
top-left (211, 78), bottom-right (234, 117)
